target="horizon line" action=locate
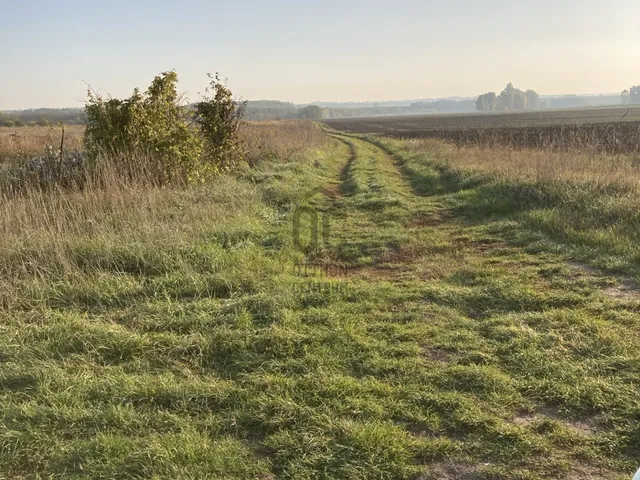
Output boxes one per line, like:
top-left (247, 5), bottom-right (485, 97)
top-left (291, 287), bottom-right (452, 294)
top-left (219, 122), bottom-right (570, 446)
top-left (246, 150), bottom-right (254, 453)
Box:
top-left (1, 91), bottom-right (626, 112)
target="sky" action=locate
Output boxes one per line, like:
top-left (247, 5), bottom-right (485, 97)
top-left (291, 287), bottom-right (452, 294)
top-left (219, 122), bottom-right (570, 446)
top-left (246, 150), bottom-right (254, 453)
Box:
top-left (1, 0), bottom-right (639, 109)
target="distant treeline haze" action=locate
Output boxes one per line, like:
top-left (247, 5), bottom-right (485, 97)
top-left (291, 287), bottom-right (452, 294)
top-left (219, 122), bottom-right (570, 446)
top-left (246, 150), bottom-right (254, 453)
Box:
top-left (476, 83), bottom-right (540, 111)
top-left (1, 88), bottom-right (636, 126)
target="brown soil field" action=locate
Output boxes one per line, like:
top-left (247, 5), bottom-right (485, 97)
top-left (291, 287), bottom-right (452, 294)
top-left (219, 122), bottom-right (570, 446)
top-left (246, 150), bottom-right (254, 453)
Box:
top-left (325, 106), bottom-right (640, 153)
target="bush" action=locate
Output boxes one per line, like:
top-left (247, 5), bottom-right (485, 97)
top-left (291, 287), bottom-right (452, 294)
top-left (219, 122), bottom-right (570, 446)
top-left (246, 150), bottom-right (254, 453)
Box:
top-left (84, 71), bottom-right (203, 184)
top-left (192, 73), bottom-right (247, 175)
top-left (298, 105), bottom-right (327, 120)
top-left (84, 71), bottom-right (247, 185)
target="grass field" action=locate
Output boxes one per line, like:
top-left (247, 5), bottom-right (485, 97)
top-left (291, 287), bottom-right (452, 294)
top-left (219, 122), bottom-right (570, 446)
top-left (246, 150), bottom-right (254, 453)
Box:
top-left (0, 123), bottom-right (325, 165)
top-left (0, 125), bottom-right (84, 161)
top-left (1, 122), bottom-right (640, 479)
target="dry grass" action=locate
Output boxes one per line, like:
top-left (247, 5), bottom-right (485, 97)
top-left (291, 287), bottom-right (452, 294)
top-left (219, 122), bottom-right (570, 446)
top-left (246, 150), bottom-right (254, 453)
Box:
top-left (0, 167), bottom-right (262, 312)
top-left (0, 125), bottom-right (84, 160)
top-left (240, 120), bottom-right (329, 165)
top-left (0, 121), bottom-right (327, 165)
top-left (405, 138), bottom-right (640, 189)
top-left (0, 121), bottom-right (325, 309)
top-left (0, 121), bottom-right (325, 196)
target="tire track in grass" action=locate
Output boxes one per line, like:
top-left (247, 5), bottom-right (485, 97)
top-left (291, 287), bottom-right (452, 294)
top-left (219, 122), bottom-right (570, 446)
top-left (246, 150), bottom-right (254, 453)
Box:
top-left (331, 133), bottom-right (414, 199)
top-left (322, 134), bottom-right (444, 279)
top-left (331, 135), bottom-right (358, 197)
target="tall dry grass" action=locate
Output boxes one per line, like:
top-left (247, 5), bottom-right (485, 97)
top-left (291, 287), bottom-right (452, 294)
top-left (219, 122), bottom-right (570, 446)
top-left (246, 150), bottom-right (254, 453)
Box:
top-left (0, 125), bottom-right (84, 160)
top-left (0, 121), bottom-right (327, 164)
top-left (405, 138), bottom-right (640, 189)
top-left (0, 121), bottom-right (327, 309)
top-left (240, 121), bottom-right (329, 165)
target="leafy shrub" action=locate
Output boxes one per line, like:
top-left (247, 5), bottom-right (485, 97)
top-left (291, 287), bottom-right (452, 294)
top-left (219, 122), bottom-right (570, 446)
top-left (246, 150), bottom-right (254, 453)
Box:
top-left (84, 71), bottom-right (249, 185)
top-left (192, 73), bottom-right (247, 175)
top-left (0, 71), bottom-right (248, 194)
top-left (84, 71), bottom-right (203, 184)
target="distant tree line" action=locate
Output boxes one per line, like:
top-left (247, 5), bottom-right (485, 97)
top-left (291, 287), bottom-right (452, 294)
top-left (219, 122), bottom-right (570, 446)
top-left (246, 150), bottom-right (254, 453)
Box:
top-left (244, 100), bottom-right (299, 120)
top-left (3, 87), bottom-right (637, 127)
top-left (409, 99), bottom-right (477, 114)
top-left (621, 86), bottom-right (640, 105)
top-left (0, 108), bottom-right (85, 127)
top-left (244, 99), bottom-right (478, 120)
top-left (476, 83), bottom-right (540, 112)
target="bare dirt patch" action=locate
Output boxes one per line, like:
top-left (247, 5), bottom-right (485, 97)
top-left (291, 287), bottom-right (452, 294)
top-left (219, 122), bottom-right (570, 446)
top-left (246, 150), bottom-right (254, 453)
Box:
top-left (323, 183), bottom-right (343, 199)
top-left (567, 261), bottom-right (601, 275)
top-left (472, 241), bottom-right (510, 254)
top-left (603, 280), bottom-right (640, 300)
top-left (409, 211), bottom-right (453, 228)
top-left (423, 346), bottom-right (457, 363)
top-left (513, 406), bottom-right (600, 437)
top-left (358, 265), bottom-right (404, 279)
top-left (357, 244), bottom-right (451, 282)
top-left (567, 261), bottom-right (640, 300)
top-left (452, 237), bottom-right (511, 255)
top-left (420, 461), bottom-right (482, 480)
top-left (565, 465), bottom-right (618, 480)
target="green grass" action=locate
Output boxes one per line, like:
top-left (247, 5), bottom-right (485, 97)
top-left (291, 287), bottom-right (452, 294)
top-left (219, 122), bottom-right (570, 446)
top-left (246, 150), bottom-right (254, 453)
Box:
top-left (1, 131), bottom-right (640, 479)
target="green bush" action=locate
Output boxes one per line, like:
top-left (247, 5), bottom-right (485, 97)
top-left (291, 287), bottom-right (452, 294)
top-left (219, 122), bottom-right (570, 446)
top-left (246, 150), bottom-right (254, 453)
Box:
top-left (85, 72), bottom-right (242, 183)
top-left (84, 71), bottom-right (246, 185)
top-left (192, 73), bottom-right (247, 175)
top-left (85, 71), bottom-right (203, 184)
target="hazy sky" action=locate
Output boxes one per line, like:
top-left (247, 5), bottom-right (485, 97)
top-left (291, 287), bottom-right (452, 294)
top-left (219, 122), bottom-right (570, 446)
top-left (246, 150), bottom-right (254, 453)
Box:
top-left (1, 0), bottom-right (639, 109)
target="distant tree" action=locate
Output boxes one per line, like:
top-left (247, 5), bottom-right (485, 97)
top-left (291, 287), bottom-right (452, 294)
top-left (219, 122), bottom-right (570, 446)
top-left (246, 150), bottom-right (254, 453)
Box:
top-left (622, 89), bottom-right (630, 104)
top-left (513, 91), bottom-right (527, 110)
top-left (298, 105), bottom-right (327, 120)
top-left (548, 95), bottom-right (589, 109)
top-left (476, 92), bottom-right (497, 112)
top-left (244, 100), bottom-right (298, 120)
top-left (499, 83), bottom-right (529, 110)
top-left (629, 86), bottom-right (640, 104)
top-left (0, 108), bottom-right (84, 126)
top-left (525, 90), bottom-right (540, 109)
top-left (499, 83), bottom-right (516, 110)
